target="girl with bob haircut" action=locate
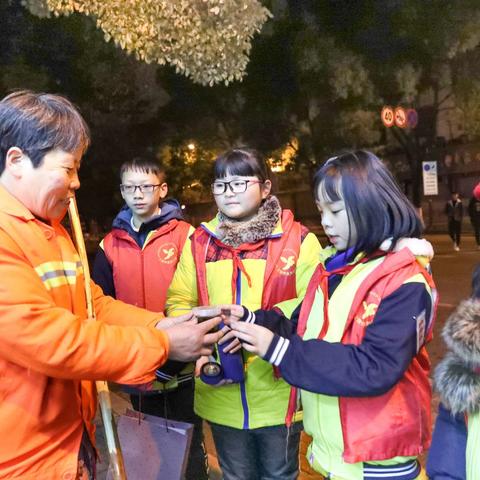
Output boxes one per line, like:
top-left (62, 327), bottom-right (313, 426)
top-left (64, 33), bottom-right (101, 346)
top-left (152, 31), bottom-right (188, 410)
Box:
top-left (313, 150), bottom-right (423, 258)
top-left (166, 148), bottom-right (321, 480)
top-left (224, 150), bottom-right (438, 480)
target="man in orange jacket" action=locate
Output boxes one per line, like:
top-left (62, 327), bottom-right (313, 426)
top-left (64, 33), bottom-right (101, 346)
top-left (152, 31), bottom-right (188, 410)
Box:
top-left (0, 90), bottom-right (222, 480)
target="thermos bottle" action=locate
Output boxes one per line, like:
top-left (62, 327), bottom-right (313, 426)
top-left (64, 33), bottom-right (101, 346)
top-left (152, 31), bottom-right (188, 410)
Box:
top-left (192, 307), bottom-right (245, 385)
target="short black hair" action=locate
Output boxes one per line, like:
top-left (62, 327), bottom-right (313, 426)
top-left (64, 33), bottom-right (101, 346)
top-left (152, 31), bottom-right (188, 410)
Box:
top-left (0, 90), bottom-right (90, 175)
top-left (313, 150), bottom-right (423, 257)
top-left (120, 157), bottom-right (166, 182)
top-left (213, 148), bottom-right (270, 183)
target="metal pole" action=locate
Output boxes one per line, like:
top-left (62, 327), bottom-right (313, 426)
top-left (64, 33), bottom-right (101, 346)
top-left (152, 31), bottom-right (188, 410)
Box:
top-left (68, 197), bottom-right (127, 480)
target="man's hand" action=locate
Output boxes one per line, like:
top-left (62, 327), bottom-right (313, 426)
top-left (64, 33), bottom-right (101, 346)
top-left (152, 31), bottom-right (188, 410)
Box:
top-left (165, 316), bottom-right (223, 362)
top-left (155, 312), bottom-right (193, 330)
top-left (229, 321), bottom-right (274, 358)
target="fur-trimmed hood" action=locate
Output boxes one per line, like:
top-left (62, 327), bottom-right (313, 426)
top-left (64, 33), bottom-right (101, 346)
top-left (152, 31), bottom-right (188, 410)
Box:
top-left (379, 237), bottom-right (434, 260)
top-left (215, 195), bottom-right (281, 247)
top-left (434, 298), bottom-right (480, 415)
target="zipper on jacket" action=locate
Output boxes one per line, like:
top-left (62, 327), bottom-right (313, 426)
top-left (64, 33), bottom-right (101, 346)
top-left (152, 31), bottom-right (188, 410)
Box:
top-left (141, 250), bottom-right (146, 307)
top-left (236, 264), bottom-right (250, 429)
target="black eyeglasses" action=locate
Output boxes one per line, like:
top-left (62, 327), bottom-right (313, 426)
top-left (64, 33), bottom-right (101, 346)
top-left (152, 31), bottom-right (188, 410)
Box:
top-left (120, 184), bottom-right (161, 194)
top-left (211, 180), bottom-right (263, 195)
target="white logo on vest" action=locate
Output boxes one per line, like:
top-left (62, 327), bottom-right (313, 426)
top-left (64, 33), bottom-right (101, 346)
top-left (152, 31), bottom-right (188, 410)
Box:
top-left (157, 242), bottom-right (178, 264)
top-left (275, 248), bottom-right (298, 276)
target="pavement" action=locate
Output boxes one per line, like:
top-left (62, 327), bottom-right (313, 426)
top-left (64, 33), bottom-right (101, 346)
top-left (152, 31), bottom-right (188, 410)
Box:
top-left (95, 234), bottom-right (479, 479)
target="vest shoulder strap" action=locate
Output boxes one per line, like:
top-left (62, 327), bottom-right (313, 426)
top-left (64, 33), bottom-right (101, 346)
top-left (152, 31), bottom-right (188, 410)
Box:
top-left (191, 227), bottom-right (211, 306)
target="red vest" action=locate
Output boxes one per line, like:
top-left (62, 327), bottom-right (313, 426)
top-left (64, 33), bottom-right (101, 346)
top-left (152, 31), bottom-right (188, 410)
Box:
top-left (294, 248), bottom-right (438, 463)
top-left (192, 210), bottom-right (302, 309)
top-left (103, 220), bottom-right (191, 312)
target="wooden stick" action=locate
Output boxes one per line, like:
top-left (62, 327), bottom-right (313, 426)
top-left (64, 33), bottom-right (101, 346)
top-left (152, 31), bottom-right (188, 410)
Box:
top-left (68, 196), bottom-right (127, 480)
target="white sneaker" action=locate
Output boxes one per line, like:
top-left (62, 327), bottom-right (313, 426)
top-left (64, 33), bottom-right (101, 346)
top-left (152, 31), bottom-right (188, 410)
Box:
top-left (454, 244), bottom-right (460, 251)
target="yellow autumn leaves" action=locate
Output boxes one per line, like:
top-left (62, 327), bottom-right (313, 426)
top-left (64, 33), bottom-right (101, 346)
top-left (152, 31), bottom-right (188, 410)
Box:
top-left (23, 0), bottom-right (271, 86)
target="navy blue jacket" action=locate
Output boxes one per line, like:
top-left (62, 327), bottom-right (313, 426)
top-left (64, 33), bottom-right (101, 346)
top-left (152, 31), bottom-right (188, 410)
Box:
top-left (426, 403), bottom-right (467, 479)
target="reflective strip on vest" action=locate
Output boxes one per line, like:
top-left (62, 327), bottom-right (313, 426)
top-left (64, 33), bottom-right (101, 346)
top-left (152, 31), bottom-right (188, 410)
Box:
top-left (35, 259), bottom-right (82, 290)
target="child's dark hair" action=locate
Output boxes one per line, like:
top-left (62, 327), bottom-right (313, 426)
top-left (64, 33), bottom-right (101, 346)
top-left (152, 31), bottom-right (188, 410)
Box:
top-left (472, 264), bottom-right (480, 299)
top-left (0, 90), bottom-right (90, 174)
top-left (313, 150), bottom-right (423, 256)
top-left (213, 148), bottom-right (270, 183)
top-left (120, 157), bottom-right (166, 182)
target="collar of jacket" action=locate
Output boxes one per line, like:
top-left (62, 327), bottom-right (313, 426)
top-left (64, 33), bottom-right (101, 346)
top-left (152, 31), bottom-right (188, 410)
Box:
top-left (112, 198), bottom-right (184, 233)
top-left (0, 184), bottom-right (62, 236)
top-left (0, 184), bottom-right (36, 220)
top-left (319, 237), bottom-right (434, 269)
top-left (434, 298), bottom-right (480, 415)
top-left (214, 195), bottom-right (281, 247)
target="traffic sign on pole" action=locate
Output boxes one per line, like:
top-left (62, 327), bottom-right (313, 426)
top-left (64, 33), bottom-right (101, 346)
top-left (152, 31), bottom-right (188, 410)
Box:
top-left (381, 106), bottom-right (395, 127)
top-left (422, 161), bottom-right (438, 196)
top-left (406, 108), bottom-right (418, 128)
top-left (394, 107), bottom-right (407, 128)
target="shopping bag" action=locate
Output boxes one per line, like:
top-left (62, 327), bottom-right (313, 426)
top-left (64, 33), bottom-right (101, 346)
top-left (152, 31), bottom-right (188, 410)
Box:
top-left (106, 409), bottom-right (193, 480)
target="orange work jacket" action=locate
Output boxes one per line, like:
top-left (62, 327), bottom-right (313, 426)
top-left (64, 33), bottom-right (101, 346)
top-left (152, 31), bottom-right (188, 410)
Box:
top-left (0, 185), bottom-right (169, 479)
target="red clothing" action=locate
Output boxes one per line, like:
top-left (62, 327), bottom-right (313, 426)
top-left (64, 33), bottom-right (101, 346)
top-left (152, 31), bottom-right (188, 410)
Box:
top-left (295, 248), bottom-right (437, 462)
top-left (102, 220), bottom-right (191, 311)
top-left (0, 185), bottom-right (170, 479)
top-left (191, 210), bottom-right (302, 309)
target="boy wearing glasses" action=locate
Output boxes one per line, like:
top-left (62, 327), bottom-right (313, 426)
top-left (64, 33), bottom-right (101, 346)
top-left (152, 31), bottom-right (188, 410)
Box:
top-left (92, 157), bottom-right (209, 480)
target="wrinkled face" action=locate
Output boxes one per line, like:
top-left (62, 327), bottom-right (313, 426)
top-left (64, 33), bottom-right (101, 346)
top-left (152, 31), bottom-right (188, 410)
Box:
top-left (120, 169), bottom-right (167, 222)
top-left (19, 148), bottom-right (82, 221)
top-left (316, 184), bottom-right (357, 251)
top-left (213, 173), bottom-right (271, 221)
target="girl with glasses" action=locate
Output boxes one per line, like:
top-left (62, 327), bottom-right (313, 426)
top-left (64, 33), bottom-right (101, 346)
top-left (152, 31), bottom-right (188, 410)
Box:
top-left (166, 148), bottom-right (321, 480)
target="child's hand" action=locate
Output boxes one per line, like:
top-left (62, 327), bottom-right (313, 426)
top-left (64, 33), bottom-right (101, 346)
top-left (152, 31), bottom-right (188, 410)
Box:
top-left (217, 304), bottom-right (244, 325)
top-left (229, 321), bottom-right (274, 358)
top-left (195, 355), bottom-right (233, 387)
top-left (195, 355), bottom-right (209, 377)
top-left (218, 327), bottom-right (242, 353)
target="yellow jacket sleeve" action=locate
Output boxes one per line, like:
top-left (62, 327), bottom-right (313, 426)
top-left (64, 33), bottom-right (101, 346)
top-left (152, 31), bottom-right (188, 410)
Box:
top-left (165, 235), bottom-right (199, 316)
